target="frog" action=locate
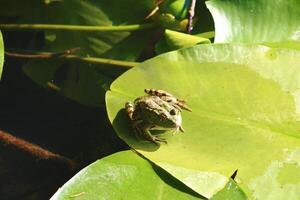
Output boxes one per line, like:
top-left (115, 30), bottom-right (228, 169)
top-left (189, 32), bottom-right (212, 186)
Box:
top-left (125, 89), bottom-right (191, 145)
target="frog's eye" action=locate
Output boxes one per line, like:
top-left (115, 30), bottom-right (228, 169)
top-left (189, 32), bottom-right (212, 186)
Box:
top-left (170, 109), bottom-right (176, 115)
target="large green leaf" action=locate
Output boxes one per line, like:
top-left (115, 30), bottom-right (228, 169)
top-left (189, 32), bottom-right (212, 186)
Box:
top-left (0, 31), bottom-right (3, 79)
top-left (206, 0), bottom-right (300, 43)
top-left (106, 44), bottom-right (300, 199)
top-left (0, 0), bottom-right (155, 106)
top-left (51, 150), bottom-right (204, 200)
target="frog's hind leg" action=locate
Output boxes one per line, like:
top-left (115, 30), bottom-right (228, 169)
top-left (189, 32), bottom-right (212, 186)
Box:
top-left (134, 121), bottom-right (167, 145)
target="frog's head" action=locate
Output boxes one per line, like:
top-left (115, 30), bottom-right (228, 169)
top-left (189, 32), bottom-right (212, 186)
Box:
top-left (153, 103), bottom-right (183, 131)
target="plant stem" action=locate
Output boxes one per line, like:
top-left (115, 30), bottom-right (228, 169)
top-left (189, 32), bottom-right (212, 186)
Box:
top-left (5, 51), bottom-right (140, 68)
top-left (5, 47), bottom-right (80, 58)
top-left (0, 130), bottom-right (76, 169)
top-left (63, 55), bottom-right (139, 68)
top-left (187, 0), bottom-right (196, 33)
top-left (0, 23), bottom-right (157, 32)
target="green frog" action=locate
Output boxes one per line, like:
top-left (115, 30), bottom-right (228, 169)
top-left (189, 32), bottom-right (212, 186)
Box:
top-left (125, 89), bottom-right (191, 145)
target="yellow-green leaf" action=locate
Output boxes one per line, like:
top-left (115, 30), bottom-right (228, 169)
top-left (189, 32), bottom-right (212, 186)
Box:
top-left (106, 44), bottom-right (300, 199)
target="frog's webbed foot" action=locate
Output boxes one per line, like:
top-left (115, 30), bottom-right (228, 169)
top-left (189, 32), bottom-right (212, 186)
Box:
top-left (144, 88), bottom-right (192, 112)
top-left (133, 121), bottom-right (167, 145)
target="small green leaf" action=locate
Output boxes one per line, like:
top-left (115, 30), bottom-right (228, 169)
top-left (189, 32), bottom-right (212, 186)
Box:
top-left (51, 151), bottom-right (204, 200)
top-left (210, 179), bottom-right (248, 200)
top-left (210, 172), bottom-right (248, 200)
top-left (156, 29), bottom-right (211, 53)
top-left (160, 0), bottom-right (190, 20)
top-left (153, 13), bottom-right (188, 31)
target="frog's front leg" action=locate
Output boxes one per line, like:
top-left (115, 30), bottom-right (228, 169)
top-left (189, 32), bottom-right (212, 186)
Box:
top-left (134, 121), bottom-right (167, 145)
top-left (125, 102), bottom-right (134, 120)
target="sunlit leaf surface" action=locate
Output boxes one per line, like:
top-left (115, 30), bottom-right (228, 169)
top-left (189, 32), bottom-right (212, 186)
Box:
top-left (51, 150), bottom-right (204, 200)
top-left (107, 44), bottom-right (300, 199)
top-left (206, 0), bottom-right (300, 44)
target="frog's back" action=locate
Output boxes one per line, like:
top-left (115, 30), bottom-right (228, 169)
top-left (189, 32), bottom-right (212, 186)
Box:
top-left (134, 96), bottom-right (161, 109)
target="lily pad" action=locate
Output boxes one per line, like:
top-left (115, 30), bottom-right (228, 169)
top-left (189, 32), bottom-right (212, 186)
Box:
top-left (206, 0), bottom-right (300, 43)
top-left (0, 31), bottom-right (3, 79)
top-left (106, 44), bottom-right (300, 199)
top-left (51, 150), bottom-right (204, 200)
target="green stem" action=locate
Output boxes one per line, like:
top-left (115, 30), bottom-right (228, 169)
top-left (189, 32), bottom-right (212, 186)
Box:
top-left (64, 55), bottom-right (140, 68)
top-left (0, 23), bottom-right (157, 32)
top-left (5, 51), bottom-right (139, 68)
